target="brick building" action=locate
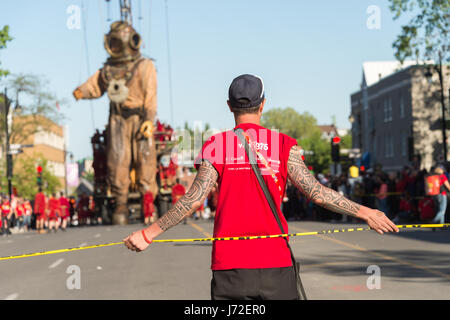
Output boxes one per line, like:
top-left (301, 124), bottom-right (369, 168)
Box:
top-left (11, 115), bottom-right (66, 191)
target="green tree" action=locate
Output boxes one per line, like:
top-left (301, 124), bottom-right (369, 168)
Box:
top-left (0, 73), bottom-right (66, 159)
top-left (0, 25), bottom-right (13, 79)
top-left (388, 0), bottom-right (449, 63)
top-left (340, 133), bottom-right (352, 150)
top-left (261, 107), bottom-right (334, 173)
top-left (0, 155), bottom-right (61, 199)
top-left (261, 107), bottom-right (321, 140)
top-left (300, 130), bottom-right (332, 174)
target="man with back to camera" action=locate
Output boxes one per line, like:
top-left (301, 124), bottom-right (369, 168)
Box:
top-left (123, 74), bottom-right (399, 300)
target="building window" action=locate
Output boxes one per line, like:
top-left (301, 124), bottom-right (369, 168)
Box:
top-left (401, 132), bottom-right (407, 157)
top-left (399, 94), bottom-right (405, 118)
top-left (384, 135), bottom-right (394, 158)
top-left (384, 97), bottom-right (393, 122)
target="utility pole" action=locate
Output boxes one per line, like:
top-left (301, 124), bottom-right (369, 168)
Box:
top-left (3, 88), bottom-right (12, 201)
top-left (437, 51), bottom-right (447, 163)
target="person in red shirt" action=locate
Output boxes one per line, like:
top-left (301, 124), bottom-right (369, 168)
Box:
top-left (1, 196), bottom-right (12, 236)
top-left (59, 192), bottom-right (70, 231)
top-left (48, 193), bottom-right (61, 233)
top-left (393, 192), bottom-right (413, 223)
top-left (419, 196), bottom-right (435, 221)
top-left (23, 200), bottom-right (32, 232)
top-left (77, 193), bottom-right (90, 226)
top-left (142, 192), bottom-right (155, 225)
top-left (34, 189), bottom-right (47, 234)
top-left (431, 165), bottom-right (450, 224)
top-left (123, 74), bottom-right (399, 300)
top-left (15, 198), bottom-right (25, 232)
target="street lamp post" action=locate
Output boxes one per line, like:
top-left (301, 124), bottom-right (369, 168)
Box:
top-left (425, 51), bottom-right (448, 164)
top-left (64, 149), bottom-right (74, 197)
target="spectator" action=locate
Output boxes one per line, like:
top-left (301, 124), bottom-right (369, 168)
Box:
top-left (393, 192), bottom-right (413, 223)
top-left (59, 192), bottom-right (70, 231)
top-left (375, 175), bottom-right (389, 216)
top-left (23, 199), bottom-right (32, 232)
top-left (430, 165), bottom-right (450, 224)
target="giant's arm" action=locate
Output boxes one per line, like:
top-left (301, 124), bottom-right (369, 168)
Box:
top-left (73, 70), bottom-right (105, 100)
top-left (287, 146), bottom-right (365, 219)
top-left (144, 160), bottom-right (218, 239)
top-left (142, 60), bottom-right (157, 121)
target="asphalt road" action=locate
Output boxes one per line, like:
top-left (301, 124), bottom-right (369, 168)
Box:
top-left (0, 219), bottom-right (449, 300)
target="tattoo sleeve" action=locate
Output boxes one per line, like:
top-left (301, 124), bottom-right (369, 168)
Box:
top-left (156, 160), bottom-right (219, 232)
top-left (287, 146), bottom-right (361, 218)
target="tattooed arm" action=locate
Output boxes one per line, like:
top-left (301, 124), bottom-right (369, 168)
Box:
top-left (123, 160), bottom-right (219, 252)
top-left (287, 146), bottom-right (398, 234)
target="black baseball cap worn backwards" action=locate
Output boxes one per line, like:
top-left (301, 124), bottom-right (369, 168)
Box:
top-left (228, 74), bottom-right (265, 109)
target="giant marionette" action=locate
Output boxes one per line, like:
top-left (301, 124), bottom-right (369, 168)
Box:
top-left (73, 20), bottom-right (157, 225)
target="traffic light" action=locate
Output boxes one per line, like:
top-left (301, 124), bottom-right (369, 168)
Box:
top-left (37, 165), bottom-right (43, 186)
top-left (331, 137), bottom-right (340, 163)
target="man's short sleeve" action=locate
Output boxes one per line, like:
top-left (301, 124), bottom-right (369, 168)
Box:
top-left (282, 134), bottom-right (298, 163)
top-left (194, 133), bottom-right (224, 175)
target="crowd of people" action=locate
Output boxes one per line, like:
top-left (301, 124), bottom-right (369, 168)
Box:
top-left (2, 162), bottom-right (447, 237)
top-left (0, 190), bottom-right (102, 236)
top-left (282, 164), bottom-right (450, 225)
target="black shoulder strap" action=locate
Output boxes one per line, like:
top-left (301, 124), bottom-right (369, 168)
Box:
top-left (234, 128), bottom-right (286, 234)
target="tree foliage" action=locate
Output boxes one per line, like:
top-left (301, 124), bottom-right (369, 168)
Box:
top-left (261, 107), bottom-right (337, 173)
top-left (388, 0), bottom-right (449, 63)
top-left (261, 107), bottom-right (321, 140)
top-left (0, 155), bottom-right (61, 199)
top-left (1, 73), bottom-right (66, 145)
top-left (0, 25), bottom-right (13, 79)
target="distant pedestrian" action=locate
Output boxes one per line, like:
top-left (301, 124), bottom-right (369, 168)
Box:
top-left (430, 165), bottom-right (450, 224)
top-left (1, 197), bottom-right (12, 236)
top-left (59, 192), bottom-right (70, 231)
top-left (142, 191), bottom-right (155, 226)
top-left (376, 175), bottom-right (389, 216)
top-left (48, 193), bottom-right (61, 233)
top-left (34, 189), bottom-right (47, 234)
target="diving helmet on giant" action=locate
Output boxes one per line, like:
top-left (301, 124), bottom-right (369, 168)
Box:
top-left (104, 20), bottom-right (142, 63)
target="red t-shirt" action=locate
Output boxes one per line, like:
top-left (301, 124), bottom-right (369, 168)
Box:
top-left (172, 184), bottom-right (186, 204)
top-left (195, 123), bottom-right (297, 270)
top-left (34, 192), bottom-right (47, 215)
top-left (49, 198), bottom-right (61, 217)
top-left (16, 205), bottom-right (23, 217)
top-left (143, 192), bottom-right (155, 218)
top-left (59, 197), bottom-right (70, 218)
top-left (439, 174), bottom-right (448, 195)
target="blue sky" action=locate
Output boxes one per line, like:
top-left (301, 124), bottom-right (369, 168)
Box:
top-left (0, 0), bottom-right (408, 160)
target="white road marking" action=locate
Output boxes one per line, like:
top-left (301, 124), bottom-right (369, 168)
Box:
top-left (97, 266), bottom-right (102, 270)
top-left (79, 242), bottom-right (87, 247)
top-left (49, 258), bottom-right (64, 269)
top-left (4, 293), bottom-right (19, 300)
top-left (94, 233), bottom-right (101, 238)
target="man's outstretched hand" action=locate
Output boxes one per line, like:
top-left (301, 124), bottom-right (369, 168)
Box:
top-left (123, 229), bottom-right (151, 252)
top-left (364, 209), bottom-right (399, 235)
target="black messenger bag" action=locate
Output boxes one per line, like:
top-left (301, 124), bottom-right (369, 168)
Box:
top-left (234, 128), bottom-right (307, 300)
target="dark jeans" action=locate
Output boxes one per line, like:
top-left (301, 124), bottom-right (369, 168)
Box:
top-left (211, 267), bottom-right (298, 300)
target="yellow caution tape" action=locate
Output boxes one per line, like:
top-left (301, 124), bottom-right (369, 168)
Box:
top-left (0, 224), bottom-right (448, 261)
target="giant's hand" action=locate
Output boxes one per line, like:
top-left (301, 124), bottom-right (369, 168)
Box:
top-left (365, 209), bottom-right (399, 235)
top-left (139, 121), bottom-right (154, 139)
top-left (73, 88), bottom-right (83, 101)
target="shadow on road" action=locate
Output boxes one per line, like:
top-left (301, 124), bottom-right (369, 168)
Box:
top-left (295, 220), bottom-right (450, 245)
top-left (298, 248), bottom-right (450, 282)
